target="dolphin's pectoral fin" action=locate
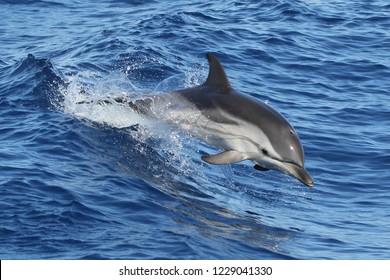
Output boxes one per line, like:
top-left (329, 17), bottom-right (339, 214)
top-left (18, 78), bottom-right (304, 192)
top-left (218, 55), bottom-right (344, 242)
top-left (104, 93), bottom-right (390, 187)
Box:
top-left (254, 165), bottom-right (270, 171)
top-left (201, 150), bottom-right (247, 165)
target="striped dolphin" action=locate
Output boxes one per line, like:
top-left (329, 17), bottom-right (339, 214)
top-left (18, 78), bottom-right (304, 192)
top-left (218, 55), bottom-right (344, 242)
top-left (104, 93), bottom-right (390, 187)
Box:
top-left (110, 53), bottom-right (314, 187)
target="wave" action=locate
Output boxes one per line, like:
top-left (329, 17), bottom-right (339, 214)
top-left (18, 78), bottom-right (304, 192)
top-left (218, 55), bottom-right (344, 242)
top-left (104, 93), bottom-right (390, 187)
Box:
top-left (8, 53), bottom-right (302, 259)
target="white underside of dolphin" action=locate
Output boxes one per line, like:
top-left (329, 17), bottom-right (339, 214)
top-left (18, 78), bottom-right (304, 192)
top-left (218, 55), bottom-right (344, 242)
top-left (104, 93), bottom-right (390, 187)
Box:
top-left (106, 53), bottom-right (314, 187)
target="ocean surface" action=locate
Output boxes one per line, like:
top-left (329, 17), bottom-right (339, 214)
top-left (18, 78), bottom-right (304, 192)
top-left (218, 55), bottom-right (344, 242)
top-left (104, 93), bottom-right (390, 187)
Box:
top-left (1, 0), bottom-right (389, 260)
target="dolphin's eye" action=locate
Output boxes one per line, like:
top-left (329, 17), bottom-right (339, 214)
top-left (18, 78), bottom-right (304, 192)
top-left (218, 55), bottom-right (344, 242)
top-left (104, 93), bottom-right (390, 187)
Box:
top-left (262, 149), bottom-right (269, 156)
top-left (289, 130), bottom-right (294, 135)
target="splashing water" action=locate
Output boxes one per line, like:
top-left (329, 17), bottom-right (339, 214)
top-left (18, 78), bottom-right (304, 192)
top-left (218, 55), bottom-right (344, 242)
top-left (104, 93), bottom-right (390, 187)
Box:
top-left (58, 67), bottom-right (209, 176)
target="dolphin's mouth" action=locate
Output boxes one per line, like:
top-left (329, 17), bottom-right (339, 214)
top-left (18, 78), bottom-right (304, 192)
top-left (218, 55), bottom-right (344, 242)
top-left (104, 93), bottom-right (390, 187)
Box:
top-left (283, 162), bottom-right (314, 187)
top-left (267, 155), bottom-right (314, 187)
top-left (254, 158), bottom-right (314, 187)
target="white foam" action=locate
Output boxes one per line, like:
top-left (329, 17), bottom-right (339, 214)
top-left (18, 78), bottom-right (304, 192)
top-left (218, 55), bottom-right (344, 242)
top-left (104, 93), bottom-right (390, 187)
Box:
top-left (59, 70), bottom-right (153, 129)
top-left (56, 69), bottom-right (206, 173)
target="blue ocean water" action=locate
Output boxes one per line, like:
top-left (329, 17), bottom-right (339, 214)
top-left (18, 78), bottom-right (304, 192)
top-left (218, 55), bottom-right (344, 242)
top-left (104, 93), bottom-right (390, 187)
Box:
top-left (1, 0), bottom-right (389, 260)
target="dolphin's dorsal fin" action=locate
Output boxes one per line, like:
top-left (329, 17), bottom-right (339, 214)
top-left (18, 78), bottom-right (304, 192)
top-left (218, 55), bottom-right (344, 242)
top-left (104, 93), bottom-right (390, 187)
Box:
top-left (204, 53), bottom-right (231, 89)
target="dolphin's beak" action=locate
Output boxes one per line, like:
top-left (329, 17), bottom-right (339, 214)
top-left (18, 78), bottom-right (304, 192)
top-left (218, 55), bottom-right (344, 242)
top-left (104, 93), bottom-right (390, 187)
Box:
top-left (285, 162), bottom-right (314, 187)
